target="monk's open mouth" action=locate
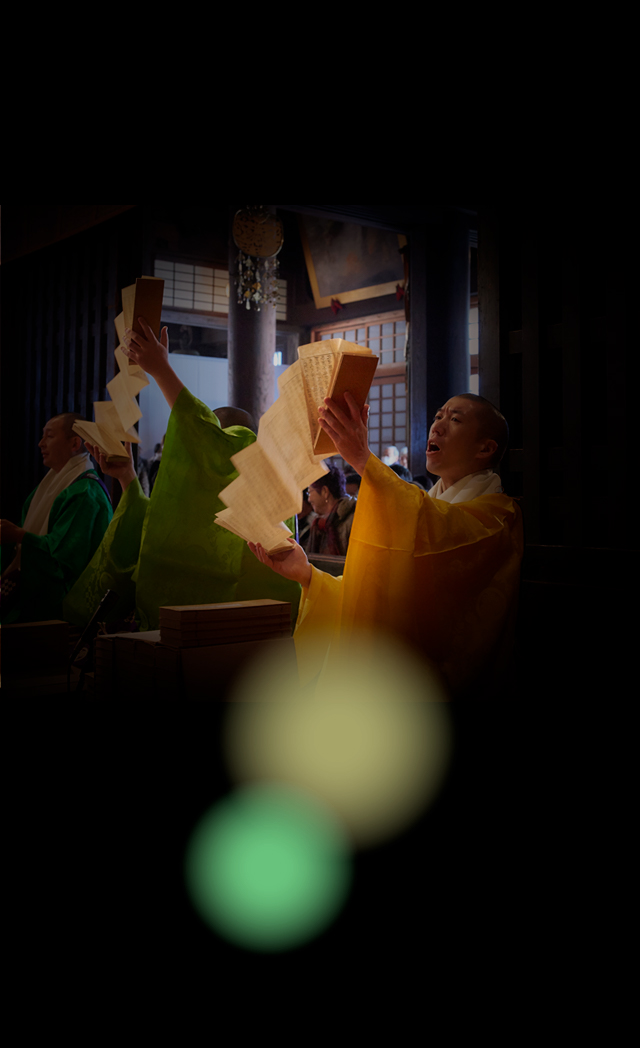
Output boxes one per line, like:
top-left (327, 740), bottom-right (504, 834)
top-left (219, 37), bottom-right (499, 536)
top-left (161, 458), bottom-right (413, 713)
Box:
top-left (427, 442), bottom-right (440, 452)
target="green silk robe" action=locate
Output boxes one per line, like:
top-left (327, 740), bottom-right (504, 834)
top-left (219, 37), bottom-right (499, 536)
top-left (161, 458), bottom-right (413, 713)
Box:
top-left (1, 474), bottom-right (113, 624)
top-left (64, 388), bottom-right (301, 630)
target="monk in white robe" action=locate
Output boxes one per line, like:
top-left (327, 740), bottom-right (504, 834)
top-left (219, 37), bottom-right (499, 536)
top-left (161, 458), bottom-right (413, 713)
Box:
top-left (250, 392), bottom-right (524, 699)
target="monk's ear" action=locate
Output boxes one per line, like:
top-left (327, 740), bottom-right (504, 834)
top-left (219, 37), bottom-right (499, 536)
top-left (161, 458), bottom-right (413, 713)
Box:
top-left (477, 439), bottom-right (498, 462)
top-left (70, 434), bottom-right (83, 456)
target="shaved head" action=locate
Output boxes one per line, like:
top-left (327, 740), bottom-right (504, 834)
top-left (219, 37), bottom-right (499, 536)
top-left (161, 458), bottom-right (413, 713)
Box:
top-left (51, 412), bottom-right (86, 438)
top-left (214, 406), bottom-right (256, 432)
top-left (50, 413), bottom-right (86, 453)
top-left (454, 394), bottom-right (508, 467)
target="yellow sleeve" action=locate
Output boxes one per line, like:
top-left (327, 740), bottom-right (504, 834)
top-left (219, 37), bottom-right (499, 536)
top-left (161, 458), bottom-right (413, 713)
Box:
top-left (294, 565), bottom-right (343, 686)
top-left (340, 454), bottom-right (523, 696)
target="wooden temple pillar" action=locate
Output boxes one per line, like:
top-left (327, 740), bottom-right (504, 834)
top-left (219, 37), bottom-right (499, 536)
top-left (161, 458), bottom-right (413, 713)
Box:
top-left (424, 208), bottom-right (471, 427)
top-left (227, 207), bottom-right (281, 425)
top-left (409, 208), bottom-right (472, 478)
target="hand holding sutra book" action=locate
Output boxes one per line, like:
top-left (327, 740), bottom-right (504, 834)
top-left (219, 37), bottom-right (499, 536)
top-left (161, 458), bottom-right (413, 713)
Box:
top-left (298, 340), bottom-right (377, 455)
top-left (72, 277), bottom-right (164, 462)
top-left (248, 538), bottom-right (313, 587)
top-left (215, 339), bottom-right (378, 554)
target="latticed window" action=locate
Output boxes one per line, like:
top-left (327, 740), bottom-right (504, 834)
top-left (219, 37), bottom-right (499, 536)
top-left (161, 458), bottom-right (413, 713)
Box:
top-left (367, 377), bottom-right (407, 457)
top-left (154, 260), bottom-right (287, 320)
top-left (312, 313), bottom-right (406, 364)
top-left (311, 310), bottom-right (407, 462)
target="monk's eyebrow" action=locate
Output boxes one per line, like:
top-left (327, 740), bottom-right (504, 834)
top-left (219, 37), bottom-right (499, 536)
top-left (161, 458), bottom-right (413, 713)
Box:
top-left (433, 406), bottom-right (469, 420)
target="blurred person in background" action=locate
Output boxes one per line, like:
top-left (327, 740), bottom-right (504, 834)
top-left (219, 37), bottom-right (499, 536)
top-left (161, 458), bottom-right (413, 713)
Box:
top-left (305, 465), bottom-right (357, 557)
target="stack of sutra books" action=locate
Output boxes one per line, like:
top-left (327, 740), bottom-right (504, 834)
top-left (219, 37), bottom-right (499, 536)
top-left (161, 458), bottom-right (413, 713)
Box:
top-left (158, 599), bottom-right (292, 650)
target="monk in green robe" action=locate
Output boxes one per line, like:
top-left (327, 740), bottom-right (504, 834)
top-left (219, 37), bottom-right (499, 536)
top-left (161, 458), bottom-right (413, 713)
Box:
top-left (1, 414), bottom-right (113, 624)
top-left (64, 321), bottom-right (300, 631)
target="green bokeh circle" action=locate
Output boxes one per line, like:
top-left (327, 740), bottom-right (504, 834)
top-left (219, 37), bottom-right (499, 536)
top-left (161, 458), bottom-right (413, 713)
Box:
top-left (184, 784), bottom-right (352, 952)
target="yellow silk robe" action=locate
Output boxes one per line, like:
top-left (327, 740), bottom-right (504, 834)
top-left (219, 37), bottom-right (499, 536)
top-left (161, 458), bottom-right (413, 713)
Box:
top-left (294, 455), bottom-right (523, 698)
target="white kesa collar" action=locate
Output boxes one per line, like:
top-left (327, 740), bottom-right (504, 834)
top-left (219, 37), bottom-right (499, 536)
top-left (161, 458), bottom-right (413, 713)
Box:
top-left (428, 469), bottom-right (503, 504)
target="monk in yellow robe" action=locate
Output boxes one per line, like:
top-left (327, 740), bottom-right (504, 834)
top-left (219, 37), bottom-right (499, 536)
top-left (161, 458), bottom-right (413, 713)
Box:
top-left (250, 392), bottom-right (523, 699)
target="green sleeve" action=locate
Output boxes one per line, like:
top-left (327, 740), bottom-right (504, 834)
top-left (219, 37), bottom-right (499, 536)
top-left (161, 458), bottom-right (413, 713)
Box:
top-left (134, 387), bottom-right (301, 631)
top-left (63, 477), bottom-right (149, 626)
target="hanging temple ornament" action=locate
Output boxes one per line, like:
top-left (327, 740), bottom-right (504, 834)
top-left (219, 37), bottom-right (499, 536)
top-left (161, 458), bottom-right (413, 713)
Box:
top-left (232, 206), bottom-right (284, 312)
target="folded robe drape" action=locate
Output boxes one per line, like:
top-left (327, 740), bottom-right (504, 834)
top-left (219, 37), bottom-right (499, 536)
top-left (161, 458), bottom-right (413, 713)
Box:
top-left (64, 387), bottom-right (301, 630)
top-left (294, 454), bottom-right (523, 697)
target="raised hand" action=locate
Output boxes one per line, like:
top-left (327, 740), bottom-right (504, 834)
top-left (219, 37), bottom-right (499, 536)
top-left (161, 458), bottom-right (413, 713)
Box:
top-left (248, 538), bottom-right (312, 588)
top-left (124, 318), bottom-right (169, 378)
top-left (85, 441), bottom-right (136, 491)
top-left (124, 317), bottom-right (184, 410)
top-left (318, 391), bottom-right (371, 475)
